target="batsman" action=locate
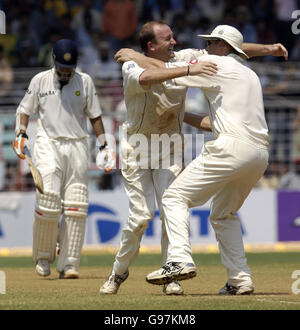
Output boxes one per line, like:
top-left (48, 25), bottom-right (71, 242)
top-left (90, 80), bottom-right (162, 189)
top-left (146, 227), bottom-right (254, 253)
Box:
top-left (12, 39), bottom-right (115, 278)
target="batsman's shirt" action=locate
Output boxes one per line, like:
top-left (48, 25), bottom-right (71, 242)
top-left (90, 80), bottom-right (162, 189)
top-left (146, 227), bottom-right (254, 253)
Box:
top-left (167, 53), bottom-right (269, 147)
top-left (17, 68), bottom-right (102, 139)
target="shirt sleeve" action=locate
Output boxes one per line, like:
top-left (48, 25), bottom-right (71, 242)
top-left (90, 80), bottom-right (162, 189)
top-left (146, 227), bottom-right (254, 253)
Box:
top-left (122, 61), bottom-right (148, 96)
top-left (168, 57), bottom-right (216, 90)
top-left (174, 48), bottom-right (207, 63)
top-left (16, 74), bottom-right (40, 116)
top-left (85, 74), bottom-right (102, 119)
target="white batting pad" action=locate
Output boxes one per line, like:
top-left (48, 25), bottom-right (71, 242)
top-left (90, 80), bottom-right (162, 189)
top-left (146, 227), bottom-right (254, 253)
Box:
top-left (33, 191), bottom-right (62, 263)
top-left (57, 184), bottom-right (88, 272)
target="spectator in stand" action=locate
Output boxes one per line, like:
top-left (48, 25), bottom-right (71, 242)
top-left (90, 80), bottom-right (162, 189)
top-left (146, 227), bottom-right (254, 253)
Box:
top-left (233, 5), bottom-right (257, 43)
top-left (290, 39), bottom-right (300, 61)
top-left (264, 64), bottom-right (299, 169)
top-left (71, 0), bottom-right (102, 33)
top-left (29, 1), bottom-right (61, 45)
top-left (44, 0), bottom-right (68, 18)
top-left (59, 13), bottom-right (76, 41)
top-left (78, 31), bottom-right (121, 81)
top-left (279, 159), bottom-right (300, 190)
top-left (251, 0), bottom-right (274, 22)
top-left (0, 45), bottom-right (13, 98)
top-left (273, 0), bottom-right (298, 54)
top-left (172, 13), bottom-right (192, 49)
top-left (14, 14), bottom-right (39, 67)
top-left (255, 19), bottom-right (277, 62)
top-left (75, 8), bottom-right (95, 47)
top-left (101, 0), bottom-right (137, 53)
top-left (38, 28), bottom-right (61, 67)
top-left (197, 0), bottom-right (225, 25)
top-left (152, 0), bottom-right (175, 26)
top-left (190, 17), bottom-right (212, 49)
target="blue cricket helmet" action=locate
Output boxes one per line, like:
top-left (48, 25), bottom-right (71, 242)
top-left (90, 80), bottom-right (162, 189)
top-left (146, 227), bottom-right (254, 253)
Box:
top-left (53, 39), bottom-right (78, 68)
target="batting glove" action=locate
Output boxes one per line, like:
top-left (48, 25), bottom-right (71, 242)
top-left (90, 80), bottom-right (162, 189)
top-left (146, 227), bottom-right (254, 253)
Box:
top-left (96, 143), bottom-right (116, 173)
top-left (12, 132), bottom-right (29, 160)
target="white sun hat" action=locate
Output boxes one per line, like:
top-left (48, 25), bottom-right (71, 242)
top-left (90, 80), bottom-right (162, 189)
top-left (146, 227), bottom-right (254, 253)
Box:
top-left (198, 25), bottom-right (248, 59)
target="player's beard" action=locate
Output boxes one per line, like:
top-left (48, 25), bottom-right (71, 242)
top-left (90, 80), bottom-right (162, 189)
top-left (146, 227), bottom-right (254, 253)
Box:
top-left (55, 67), bottom-right (75, 83)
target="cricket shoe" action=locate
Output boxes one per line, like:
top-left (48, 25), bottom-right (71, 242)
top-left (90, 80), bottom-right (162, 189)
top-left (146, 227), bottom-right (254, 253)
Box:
top-left (36, 259), bottom-right (51, 277)
top-left (146, 262), bottom-right (197, 285)
top-left (99, 270), bottom-right (129, 295)
top-left (59, 266), bottom-right (79, 279)
top-left (219, 282), bottom-right (254, 295)
top-left (163, 280), bottom-right (184, 295)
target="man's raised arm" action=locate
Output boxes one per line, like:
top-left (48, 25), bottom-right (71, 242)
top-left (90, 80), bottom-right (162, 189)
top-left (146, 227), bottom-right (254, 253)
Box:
top-left (115, 48), bottom-right (165, 68)
top-left (242, 43), bottom-right (288, 60)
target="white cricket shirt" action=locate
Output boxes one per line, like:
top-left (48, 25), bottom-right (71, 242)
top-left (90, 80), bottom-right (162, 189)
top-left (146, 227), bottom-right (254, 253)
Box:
top-left (168, 53), bottom-right (269, 146)
top-left (121, 49), bottom-right (207, 138)
top-left (17, 68), bottom-right (102, 139)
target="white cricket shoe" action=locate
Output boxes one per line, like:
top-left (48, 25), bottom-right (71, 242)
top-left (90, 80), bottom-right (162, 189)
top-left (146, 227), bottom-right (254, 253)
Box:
top-left (59, 266), bottom-right (79, 279)
top-left (146, 262), bottom-right (197, 285)
top-left (36, 259), bottom-right (50, 277)
top-left (99, 270), bottom-right (129, 295)
top-left (163, 280), bottom-right (184, 295)
top-left (219, 282), bottom-right (254, 295)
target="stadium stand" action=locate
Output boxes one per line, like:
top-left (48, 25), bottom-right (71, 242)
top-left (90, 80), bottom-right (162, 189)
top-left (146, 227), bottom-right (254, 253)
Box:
top-left (0, 0), bottom-right (299, 191)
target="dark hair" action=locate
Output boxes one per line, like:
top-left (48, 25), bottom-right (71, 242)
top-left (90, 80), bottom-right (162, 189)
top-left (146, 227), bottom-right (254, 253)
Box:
top-left (139, 21), bottom-right (168, 53)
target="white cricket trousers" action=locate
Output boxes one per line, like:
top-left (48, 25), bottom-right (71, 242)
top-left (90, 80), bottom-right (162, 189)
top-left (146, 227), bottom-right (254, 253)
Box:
top-left (112, 164), bottom-right (181, 276)
top-left (162, 133), bottom-right (269, 287)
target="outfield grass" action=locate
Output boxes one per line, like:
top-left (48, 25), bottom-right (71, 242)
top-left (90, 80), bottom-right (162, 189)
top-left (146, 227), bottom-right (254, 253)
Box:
top-left (0, 252), bottom-right (300, 310)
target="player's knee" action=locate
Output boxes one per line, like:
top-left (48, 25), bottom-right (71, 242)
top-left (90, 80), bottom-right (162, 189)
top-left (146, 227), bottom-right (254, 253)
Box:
top-left (35, 190), bottom-right (62, 222)
top-left (63, 183), bottom-right (88, 218)
top-left (134, 219), bottom-right (149, 235)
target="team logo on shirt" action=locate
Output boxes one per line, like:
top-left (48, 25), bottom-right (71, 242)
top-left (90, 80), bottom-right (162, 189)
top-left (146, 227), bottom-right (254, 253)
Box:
top-left (127, 63), bottom-right (135, 71)
top-left (75, 90), bottom-right (81, 96)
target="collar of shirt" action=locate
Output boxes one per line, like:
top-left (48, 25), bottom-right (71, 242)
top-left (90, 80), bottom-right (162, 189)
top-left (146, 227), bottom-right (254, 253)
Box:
top-left (227, 53), bottom-right (245, 63)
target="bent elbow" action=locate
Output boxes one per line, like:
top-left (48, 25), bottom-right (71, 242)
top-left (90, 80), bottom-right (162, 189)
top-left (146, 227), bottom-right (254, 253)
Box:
top-left (139, 72), bottom-right (151, 86)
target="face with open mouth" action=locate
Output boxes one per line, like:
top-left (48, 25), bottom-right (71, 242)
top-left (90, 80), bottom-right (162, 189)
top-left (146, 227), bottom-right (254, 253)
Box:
top-left (150, 24), bottom-right (177, 62)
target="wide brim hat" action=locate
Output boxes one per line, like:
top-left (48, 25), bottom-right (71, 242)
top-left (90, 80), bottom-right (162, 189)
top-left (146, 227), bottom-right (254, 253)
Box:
top-left (198, 25), bottom-right (249, 59)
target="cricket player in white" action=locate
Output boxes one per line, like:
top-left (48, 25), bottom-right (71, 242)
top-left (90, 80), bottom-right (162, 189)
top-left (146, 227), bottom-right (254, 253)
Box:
top-left (145, 25), bottom-right (273, 295)
top-left (99, 22), bottom-right (219, 296)
top-left (99, 21), bottom-right (287, 296)
top-left (13, 39), bottom-right (115, 279)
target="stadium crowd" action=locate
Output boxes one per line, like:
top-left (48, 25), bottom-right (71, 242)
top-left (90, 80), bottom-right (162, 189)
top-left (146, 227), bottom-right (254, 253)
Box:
top-left (0, 0), bottom-right (300, 191)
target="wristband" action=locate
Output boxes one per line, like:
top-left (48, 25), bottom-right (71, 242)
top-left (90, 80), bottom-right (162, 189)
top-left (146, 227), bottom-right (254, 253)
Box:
top-left (99, 141), bottom-right (108, 151)
top-left (187, 65), bottom-right (190, 76)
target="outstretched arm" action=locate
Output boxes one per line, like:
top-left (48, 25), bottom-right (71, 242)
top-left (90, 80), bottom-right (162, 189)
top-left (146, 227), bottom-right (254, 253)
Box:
top-left (115, 42), bottom-right (289, 68)
top-left (184, 112), bottom-right (212, 131)
top-left (139, 61), bottom-right (218, 86)
top-left (115, 48), bottom-right (165, 68)
top-left (242, 43), bottom-right (288, 60)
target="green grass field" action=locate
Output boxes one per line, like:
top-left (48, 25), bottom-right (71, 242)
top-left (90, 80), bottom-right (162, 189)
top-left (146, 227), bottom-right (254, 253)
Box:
top-left (0, 252), bottom-right (300, 310)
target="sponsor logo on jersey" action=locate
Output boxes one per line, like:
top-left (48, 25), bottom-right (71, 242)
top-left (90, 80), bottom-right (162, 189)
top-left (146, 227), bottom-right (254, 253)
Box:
top-left (39, 90), bottom-right (56, 98)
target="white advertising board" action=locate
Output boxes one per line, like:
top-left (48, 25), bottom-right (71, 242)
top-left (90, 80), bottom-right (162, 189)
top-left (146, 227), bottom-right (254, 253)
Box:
top-left (0, 189), bottom-right (277, 249)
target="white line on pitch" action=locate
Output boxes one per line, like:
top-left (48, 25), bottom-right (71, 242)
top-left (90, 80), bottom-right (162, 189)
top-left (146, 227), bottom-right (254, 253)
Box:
top-left (256, 298), bottom-right (300, 305)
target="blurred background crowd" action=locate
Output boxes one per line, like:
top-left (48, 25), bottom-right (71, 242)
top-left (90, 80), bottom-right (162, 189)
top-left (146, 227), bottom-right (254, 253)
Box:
top-left (0, 0), bottom-right (299, 191)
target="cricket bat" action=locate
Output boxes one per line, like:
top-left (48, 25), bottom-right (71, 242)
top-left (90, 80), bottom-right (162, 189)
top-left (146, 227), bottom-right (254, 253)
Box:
top-left (23, 146), bottom-right (44, 194)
